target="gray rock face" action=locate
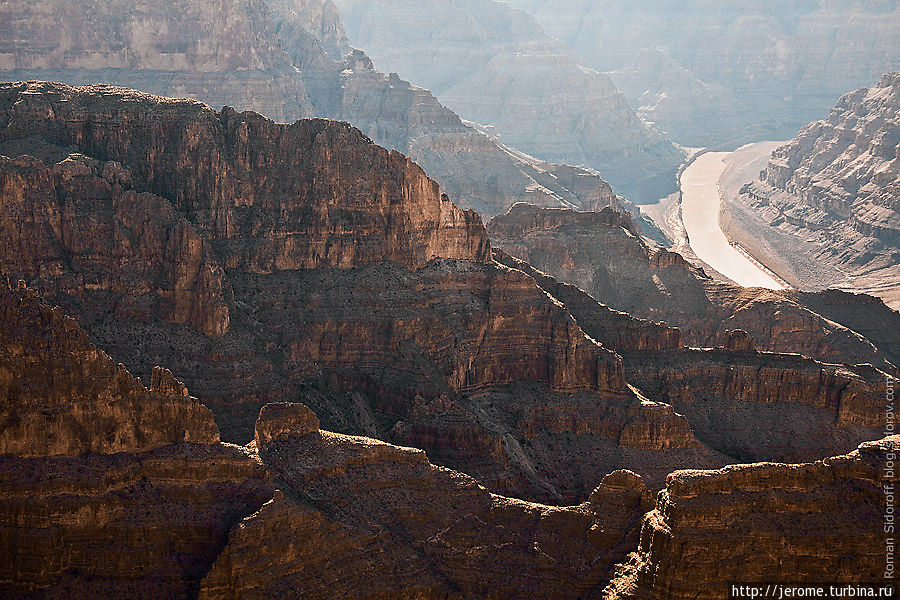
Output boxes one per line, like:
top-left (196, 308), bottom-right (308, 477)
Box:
top-left (505, 0), bottom-right (900, 147)
top-left (332, 0), bottom-right (685, 203)
top-left (745, 73), bottom-right (900, 309)
top-left (0, 0), bottom-right (617, 217)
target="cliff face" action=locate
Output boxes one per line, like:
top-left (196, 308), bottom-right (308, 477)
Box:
top-left (0, 82), bottom-right (490, 272)
top-left (0, 83), bottom-right (723, 504)
top-left (488, 203), bottom-right (896, 369)
top-left (506, 0), bottom-right (900, 147)
top-left (200, 402), bottom-right (653, 600)
top-left (608, 437), bottom-right (893, 600)
top-left (745, 73), bottom-right (900, 309)
top-left (0, 0), bottom-right (627, 217)
top-left (332, 0), bottom-right (684, 203)
top-left (0, 280), bottom-right (274, 599)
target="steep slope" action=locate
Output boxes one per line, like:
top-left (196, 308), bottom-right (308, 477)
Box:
top-left (199, 402), bottom-right (653, 599)
top-left (607, 437), bottom-right (893, 600)
top-left (495, 248), bottom-right (889, 465)
top-left (0, 279), bottom-right (273, 599)
top-left (488, 203), bottom-right (897, 369)
top-left (0, 82), bottom-right (723, 503)
top-left (0, 0), bottom-right (623, 216)
top-left (740, 73), bottom-right (900, 309)
top-left (332, 0), bottom-right (684, 203)
top-left (505, 0), bottom-right (900, 147)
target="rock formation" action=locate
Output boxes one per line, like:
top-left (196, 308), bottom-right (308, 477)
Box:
top-left (0, 82), bottom-right (725, 504)
top-left (332, 0), bottom-right (684, 203)
top-left (488, 203), bottom-right (898, 370)
top-left (741, 73), bottom-right (900, 309)
top-left (0, 82), bottom-right (893, 598)
top-left (608, 437), bottom-right (894, 600)
top-left (505, 0), bottom-right (900, 147)
top-left (0, 0), bottom-right (630, 216)
top-left (0, 279), bottom-right (273, 599)
top-left (200, 403), bottom-right (653, 599)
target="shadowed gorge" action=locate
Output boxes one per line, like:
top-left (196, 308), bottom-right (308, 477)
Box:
top-left (0, 3), bottom-right (896, 591)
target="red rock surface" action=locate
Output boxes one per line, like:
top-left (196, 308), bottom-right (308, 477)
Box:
top-left (200, 402), bottom-right (653, 600)
top-left (608, 437), bottom-right (895, 600)
top-left (0, 279), bottom-right (273, 599)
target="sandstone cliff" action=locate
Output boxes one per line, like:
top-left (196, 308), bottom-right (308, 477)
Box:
top-left (608, 436), bottom-right (894, 600)
top-left (0, 83), bottom-right (722, 504)
top-left (0, 279), bottom-right (274, 598)
top-left (743, 73), bottom-right (900, 309)
top-left (488, 203), bottom-right (897, 369)
top-left (0, 0), bottom-right (627, 216)
top-left (332, 0), bottom-right (684, 203)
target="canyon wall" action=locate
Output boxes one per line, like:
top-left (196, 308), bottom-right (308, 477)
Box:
top-left (0, 0), bottom-right (629, 216)
top-left (506, 0), bottom-right (900, 147)
top-left (608, 437), bottom-right (893, 600)
top-left (332, 0), bottom-right (684, 203)
top-left (0, 82), bottom-right (719, 504)
top-left (743, 73), bottom-right (900, 309)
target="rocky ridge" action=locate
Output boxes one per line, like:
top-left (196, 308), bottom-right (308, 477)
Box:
top-left (0, 0), bottom-right (630, 217)
top-left (488, 203), bottom-right (899, 369)
top-left (332, 0), bottom-right (684, 203)
top-left (742, 73), bottom-right (900, 309)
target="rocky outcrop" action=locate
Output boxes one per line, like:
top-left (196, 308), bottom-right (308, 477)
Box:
top-left (0, 0), bottom-right (631, 217)
top-left (0, 83), bottom-right (726, 504)
top-left (608, 437), bottom-right (894, 600)
top-left (0, 82), bottom-right (491, 271)
top-left (0, 279), bottom-right (273, 599)
top-left (0, 280), bottom-right (219, 456)
top-left (744, 73), bottom-right (900, 308)
top-left (489, 203), bottom-right (895, 368)
top-left (200, 402), bottom-right (653, 599)
top-left (507, 0), bottom-right (900, 147)
top-left (333, 0), bottom-right (684, 202)
top-left (622, 348), bottom-right (887, 463)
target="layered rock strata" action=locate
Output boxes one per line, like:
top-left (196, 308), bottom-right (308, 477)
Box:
top-left (742, 73), bottom-right (900, 309)
top-left (0, 0), bottom-right (629, 216)
top-left (0, 83), bottom-right (719, 503)
top-left (488, 203), bottom-right (897, 370)
top-left (0, 280), bottom-right (273, 599)
top-left (492, 242), bottom-right (889, 465)
top-left (607, 437), bottom-right (894, 600)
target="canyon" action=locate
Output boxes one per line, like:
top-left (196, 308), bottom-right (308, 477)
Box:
top-left (504, 0), bottom-right (900, 148)
top-left (0, 0), bottom-right (632, 217)
top-left (733, 73), bottom-right (900, 310)
top-left (333, 0), bottom-right (684, 202)
top-left (0, 11), bottom-right (896, 591)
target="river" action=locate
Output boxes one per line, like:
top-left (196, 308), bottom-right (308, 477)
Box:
top-left (679, 151), bottom-right (788, 290)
